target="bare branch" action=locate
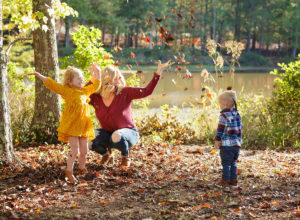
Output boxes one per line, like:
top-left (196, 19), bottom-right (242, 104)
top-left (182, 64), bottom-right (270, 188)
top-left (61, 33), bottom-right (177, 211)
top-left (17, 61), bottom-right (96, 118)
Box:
top-left (6, 37), bottom-right (32, 56)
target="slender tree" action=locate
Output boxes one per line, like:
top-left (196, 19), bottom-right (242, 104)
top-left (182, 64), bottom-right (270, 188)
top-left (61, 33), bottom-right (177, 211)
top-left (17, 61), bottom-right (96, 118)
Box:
top-left (0, 0), bottom-right (14, 161)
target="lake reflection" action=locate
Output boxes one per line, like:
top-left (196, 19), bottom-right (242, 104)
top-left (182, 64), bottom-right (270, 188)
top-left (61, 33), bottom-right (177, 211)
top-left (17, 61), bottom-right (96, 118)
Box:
top-left (124, 71), bottom-right (277, 108)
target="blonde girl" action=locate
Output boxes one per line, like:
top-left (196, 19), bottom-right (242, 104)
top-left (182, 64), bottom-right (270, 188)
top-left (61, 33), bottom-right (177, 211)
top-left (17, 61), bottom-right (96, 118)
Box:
top-left (28, 63), bottom-right (101, 183)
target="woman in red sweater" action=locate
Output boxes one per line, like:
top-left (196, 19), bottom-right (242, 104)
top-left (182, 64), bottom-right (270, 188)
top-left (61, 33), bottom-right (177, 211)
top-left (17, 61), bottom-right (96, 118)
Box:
top-left (88, 60), bottom-right (174, 167)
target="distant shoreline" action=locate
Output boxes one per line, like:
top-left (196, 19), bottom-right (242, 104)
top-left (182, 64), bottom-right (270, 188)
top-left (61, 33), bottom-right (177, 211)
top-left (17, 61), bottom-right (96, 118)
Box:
top-left (120, 65), bottom-right (277, 74)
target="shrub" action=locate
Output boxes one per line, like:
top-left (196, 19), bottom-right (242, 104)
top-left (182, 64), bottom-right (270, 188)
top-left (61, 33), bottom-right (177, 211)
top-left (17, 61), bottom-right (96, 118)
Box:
top-left (267, 55), bottom-right (300, 148)
top-left (239, 52), bottom-right (271, 66)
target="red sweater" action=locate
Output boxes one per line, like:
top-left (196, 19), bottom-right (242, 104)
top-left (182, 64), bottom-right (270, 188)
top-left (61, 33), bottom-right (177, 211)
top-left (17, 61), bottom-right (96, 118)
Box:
top-left (88, 73), bottom-right (160, 132)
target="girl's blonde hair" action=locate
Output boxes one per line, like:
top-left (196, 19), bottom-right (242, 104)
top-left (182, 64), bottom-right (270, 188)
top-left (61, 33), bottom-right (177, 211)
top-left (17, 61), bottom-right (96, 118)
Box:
top-left (218, 90), bottom-right (237, 108)
top-left (96, 65), bottom-right (126, 98)
top-left (62, 66), bottom-right (83, 86)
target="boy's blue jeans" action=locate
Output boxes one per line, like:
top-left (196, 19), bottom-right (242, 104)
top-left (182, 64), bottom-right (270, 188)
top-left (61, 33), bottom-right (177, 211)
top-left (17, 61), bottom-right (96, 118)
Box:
top-left (220, 146), bottom-right (240, 181)
top-left (91, 128), bottom-right (139, 157)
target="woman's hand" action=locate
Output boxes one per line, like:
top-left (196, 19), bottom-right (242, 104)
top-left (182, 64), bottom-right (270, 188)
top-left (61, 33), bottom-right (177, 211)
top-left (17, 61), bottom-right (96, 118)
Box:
top-left (89, 63), bottom-right (101, 80)
top-left (27, 71), bottom-right (47, 82)
top-left (156, 60), bottom-right (174, 75)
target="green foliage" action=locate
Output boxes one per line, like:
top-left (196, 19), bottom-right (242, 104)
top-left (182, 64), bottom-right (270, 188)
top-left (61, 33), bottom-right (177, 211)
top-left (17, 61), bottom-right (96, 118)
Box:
top-left (59, 26), bottom-right (114, 71)
top-left (267, 55), bottom-right (300, 148)
top-left (8, 63), bottom-right (35, 144)
top-left (239, 52), bottom-right (271, 66)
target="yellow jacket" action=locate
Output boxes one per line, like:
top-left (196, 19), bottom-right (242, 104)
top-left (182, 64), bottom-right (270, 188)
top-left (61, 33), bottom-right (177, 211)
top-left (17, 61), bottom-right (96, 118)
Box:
top-left (44, 77), bottom-right (101, 142)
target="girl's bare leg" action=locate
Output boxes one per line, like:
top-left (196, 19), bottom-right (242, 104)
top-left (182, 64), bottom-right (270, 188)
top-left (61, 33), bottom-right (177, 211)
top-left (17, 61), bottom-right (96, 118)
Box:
top-left (78, 137), bottom-right (88, 170)
top-left (67, 136), bottom-right (79, 172)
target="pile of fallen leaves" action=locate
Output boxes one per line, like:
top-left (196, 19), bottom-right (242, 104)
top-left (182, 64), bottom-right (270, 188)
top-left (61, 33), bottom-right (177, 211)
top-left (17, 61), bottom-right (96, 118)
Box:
top-left (0, 143), bottom-right (299, 219)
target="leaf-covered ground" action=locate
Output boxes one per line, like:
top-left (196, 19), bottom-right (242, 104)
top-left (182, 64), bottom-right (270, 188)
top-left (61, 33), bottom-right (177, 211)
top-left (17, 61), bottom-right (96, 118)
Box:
top-left (0, 143), bottom-right (299, 219)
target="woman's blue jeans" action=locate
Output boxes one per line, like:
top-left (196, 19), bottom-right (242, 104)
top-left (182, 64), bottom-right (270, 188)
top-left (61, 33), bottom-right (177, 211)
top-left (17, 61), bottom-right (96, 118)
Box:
top-left (91, 128), bottom-right (139, 157)
top-left (220, 146), bottom-right (240, 181)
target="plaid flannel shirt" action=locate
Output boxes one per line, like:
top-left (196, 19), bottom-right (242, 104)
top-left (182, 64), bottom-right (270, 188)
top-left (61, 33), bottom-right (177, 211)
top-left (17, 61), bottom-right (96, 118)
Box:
top-left (214, 108), bottom-right (243, 147)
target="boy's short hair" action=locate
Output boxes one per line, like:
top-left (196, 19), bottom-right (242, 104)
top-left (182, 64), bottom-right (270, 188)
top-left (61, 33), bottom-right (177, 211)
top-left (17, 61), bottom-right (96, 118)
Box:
top-left (218, 90), bottom-right (237, 108)
top-left (62, 66), bottom-right (82, 86)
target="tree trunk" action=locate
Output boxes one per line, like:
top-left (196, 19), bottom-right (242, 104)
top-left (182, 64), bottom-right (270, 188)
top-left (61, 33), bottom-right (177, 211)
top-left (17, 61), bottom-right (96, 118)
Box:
top-left (251, 29), bottom-right (256, 50)
top-left (202, 0), bottom-right (208, 53)
top-left (259, 24), bottom-right (263, 54)
top-left (65, 17), bottom-right (70, 48)
top-left (292, 35), bottom-right (298, 58)
top-left (32, 0), bottom-right (60, 143)
top-left (234, 0), bottom-right (241, 41)
top-left (246, 0), bottom-right (254, 52)
top-left (101, 27), bottom-right (105, 45)
top-left (0, 1), bottom-right (15, 162)
top-left (212, 0), bottom-right (217, 42)
top-left (110, 32), bottom-right (114, 48)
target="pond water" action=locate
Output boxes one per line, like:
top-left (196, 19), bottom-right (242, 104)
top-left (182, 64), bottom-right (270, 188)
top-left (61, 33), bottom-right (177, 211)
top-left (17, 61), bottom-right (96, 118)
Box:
top-left (124, 71), bottom-right (277, 108)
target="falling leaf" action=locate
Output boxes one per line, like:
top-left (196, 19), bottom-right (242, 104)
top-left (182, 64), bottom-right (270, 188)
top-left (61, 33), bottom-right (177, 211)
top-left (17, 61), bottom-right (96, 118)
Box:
top-left (161, 201), bottom-right (166, 206)
top-left (237, 169), bottom-right (241, 175)
top-left (190, 9), bottom-right (195, 14)
top-left (145, 37), bottom-right (151, 43)
top-left (130, 51), bottom-right (135, 58)
top-left (104, 56), bottom-right (110, 60)
top-left (155, 17), bottom-right (163, 22)
top-left (188, 21), bottom-right (195, 28)
top-left (172, 8), bottom-right (176, 13)
top-left (210, 149), bottom-right (216, 154)
top-left (36, 209), bottom-right (40, 214)
top-left (206, 93), bottom-right (212, 99)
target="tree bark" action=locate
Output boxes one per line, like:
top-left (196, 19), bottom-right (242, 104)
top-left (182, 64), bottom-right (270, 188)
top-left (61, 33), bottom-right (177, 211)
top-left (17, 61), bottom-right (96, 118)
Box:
top-left (259, 24), bottom-right (264, 54)
top-left (246, 0), bottom-right (254, 52)
top-left (65, 17), bottom-right (70, 48)
top-left (251, 29), bottom-right (256, 50)
top-left (234, 0), bottom-right (241, 41)
top-left (0, 0), bottom-right (15, 161)
top-left (202, 0), bottom-right (209, 53)
top-left (32, 0), bottom-right (60, 143)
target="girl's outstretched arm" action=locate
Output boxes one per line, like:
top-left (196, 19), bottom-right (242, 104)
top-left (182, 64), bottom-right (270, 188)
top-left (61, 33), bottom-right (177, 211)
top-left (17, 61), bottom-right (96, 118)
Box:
top-left (27, 71), bottom-right (47, 82)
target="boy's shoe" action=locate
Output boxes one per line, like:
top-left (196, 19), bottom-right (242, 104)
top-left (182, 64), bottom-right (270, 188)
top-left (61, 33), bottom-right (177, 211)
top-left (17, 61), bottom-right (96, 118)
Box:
top-left (100, 148), bottom-right (114, 166)
top-left (120, 156), bottom-right (131, 167)
top-left (78, 167), bottom-right (88, 175)
top-left (229, 179), bottom-right (238, 186)
top-left (216, 179), bottom-right (229, 187)
top-left (65, 170), bottom-right (78, 183)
